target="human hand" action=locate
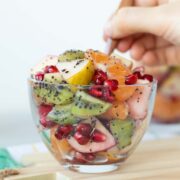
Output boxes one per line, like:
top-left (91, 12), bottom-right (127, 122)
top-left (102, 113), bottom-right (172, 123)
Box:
top-left (104, 0), bottom-right (180, 66)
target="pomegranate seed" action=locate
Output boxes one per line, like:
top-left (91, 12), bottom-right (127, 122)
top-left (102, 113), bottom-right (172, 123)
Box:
top-left (44, 65), bottom-right (59, 73)
top-left (59, 125), bottom-right (73, 136)
top-left (89, 86), bottom-right (103, 97)
top-left (76, 123), bottom-right (92, 137)
top-left (35, 72), bottom-right (44, 81)
top-left (92, 130), bottom-right (106, 142)
top-left (38, 104), bottom-right (52, 117)
top-left (94, 76), bottom-right (105, 85)
top-left (40, 116), bottom-right (55, 128)
top-left (143, 74), bottom-right (153, 82)
top-left (103, 88), bottom-right (115, 102)
top-left (125, 74), bottom-right (138, 85)
top-left (133, 71), bottom-right (143, 79)
top-left (93, 70), bottom-right (108, 85)
top-left (74, 132), bottom-right (90, 145)
top-left (104, 79), bottom-right (119, 91)
top-left (55, 130), bottom-right (63, 140)
top-left (74, 152), bottom-right (87, 163)
top-left (55, 125), bottom-right (73, 139)
top-left (85, 153), bottom-right (96, 161)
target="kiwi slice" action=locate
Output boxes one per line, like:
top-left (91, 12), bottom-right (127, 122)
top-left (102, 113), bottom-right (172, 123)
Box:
top-left (33, 84), bottom-right (74, 105)
top-left (58, 50), bottom-right (85, 62)
top-left (44, 73), bottom-right (63, 84)
top-left (110, 119), bottom-right (134, 149)
top-left (71, 91), bottom-right (111, 117)
top-left (47, 104), bottom-right (78, 125)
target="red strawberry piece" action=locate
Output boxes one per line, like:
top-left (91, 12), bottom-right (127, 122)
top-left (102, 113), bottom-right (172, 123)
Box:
top-left (92, 130), bottom-right (106, 142)
top-left (35, 72), bottom-right (44, 81)
top-left (104, 79), bottom-right (119, 91)
top-left (125, 74), bottom-right (138, 85)
top-left (38, 104), bottom-right (52, 117)
top-left (142, 74), bottom-right (153, 82)
top-left (74, 132), bottom-right (90, 145)
top-left (44, 65), bottom-right (59, 73)
top-left (89, 86), bottom-right (103, 97)
top-left (76, 123), bottom-right (92, 137)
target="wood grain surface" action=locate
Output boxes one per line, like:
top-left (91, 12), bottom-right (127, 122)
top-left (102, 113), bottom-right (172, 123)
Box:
top-left (5, 137), bottom-right (180, 180)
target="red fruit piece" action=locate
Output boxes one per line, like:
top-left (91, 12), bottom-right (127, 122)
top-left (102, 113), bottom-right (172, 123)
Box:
top-left (143, 74), bottom-right (153, 82)
top-left (93, 70), bottom-right (108, 85)
top-left (92, 130), bottom-right (106, 142)
top-left (89, 86), bottom-right (103, 97)
top-left (59, 125), bottom-right (73, 136)
top-left (85, 153), bottom-right (96, 161)
top-left (74, 132), bottom-right (90, 145)
top-left (55, 125), bottom-right (73, 140)
top-left (40, 116), bottom-right (55, 128)
top-left (44, 65), bottom-right (59, 73)
top-left (74, 152), bottom-right (87, 163)
top-left (125, 74), bottom-right (138, 85)
top-left (55, 130), bottom-right (63, 140)
top-left (103, 88), bottom-right (115, 102)
top-left (133, 71), bottom-right (143, 79)
top-left (35, 72), bottom-right (44, 81)
top-left (104, 79), bottom-right (118, 91)
top-left (38, 104), bottom-right (52, 117)
top-left (76, 123), bottom-right (92, 137)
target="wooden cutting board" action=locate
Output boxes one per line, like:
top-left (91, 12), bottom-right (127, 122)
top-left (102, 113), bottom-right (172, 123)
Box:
top-left (5, 137), bottom-right (180, 180)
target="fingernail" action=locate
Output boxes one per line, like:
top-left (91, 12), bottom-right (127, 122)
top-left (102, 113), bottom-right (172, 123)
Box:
top-left (104, 21), bottom-right (112, 37)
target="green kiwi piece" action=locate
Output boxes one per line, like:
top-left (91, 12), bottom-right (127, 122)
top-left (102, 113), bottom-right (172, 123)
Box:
top-left (71, 91), bottom-right (111, 117)
top-left (58, 50), bottom-right (85, 62)
top-left (47, 104), bottom-right (78, 125)
top-left (110, 119), bottom-right (134, 149)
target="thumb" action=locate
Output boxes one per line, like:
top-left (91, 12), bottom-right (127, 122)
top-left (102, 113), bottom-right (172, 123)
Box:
top-left (104, 6), bottom-right (167, 39)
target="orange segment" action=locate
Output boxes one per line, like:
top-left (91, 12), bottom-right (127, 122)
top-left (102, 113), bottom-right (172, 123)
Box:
top-left (85, 49), bottom-right (109, 63)
top-left (107, 61), bottom-right (131, 78)
top-left (113, 86), bottom-right (136, 102)
top-left (85, 50), bottom-right (109, 70)
top-left (101, 101), bottom-right (128, 120)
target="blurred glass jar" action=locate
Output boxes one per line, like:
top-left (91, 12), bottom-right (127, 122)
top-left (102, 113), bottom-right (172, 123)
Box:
top-left (146, 66), bottom-right (180, 123)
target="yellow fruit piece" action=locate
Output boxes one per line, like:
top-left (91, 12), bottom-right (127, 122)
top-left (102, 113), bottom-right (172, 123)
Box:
top-left (67, 60), bottom-right (94, 85)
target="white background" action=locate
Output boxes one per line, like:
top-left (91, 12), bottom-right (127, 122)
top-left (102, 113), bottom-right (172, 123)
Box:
top-left (1, 0), bottom-right (179, 147)
top-left (0, 0), bottom-right (119, 147)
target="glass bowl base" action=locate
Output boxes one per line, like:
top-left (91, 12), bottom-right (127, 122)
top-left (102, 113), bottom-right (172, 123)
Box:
top-left (64, 163), bottom-right (120, 173)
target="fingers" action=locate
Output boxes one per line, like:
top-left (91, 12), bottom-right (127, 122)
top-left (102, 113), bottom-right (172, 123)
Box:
top-left (129, 35), bottom-right (171, 60)
top-left (134, 0), bottom-right (169, 6)
top-left (137, 46), bottom-right (180, 66)
top-left (104, 6), bottom-right (167, 40)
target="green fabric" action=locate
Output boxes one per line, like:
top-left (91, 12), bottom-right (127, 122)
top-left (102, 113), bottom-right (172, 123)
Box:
top-left (0, 148), bottom-right (23, 169)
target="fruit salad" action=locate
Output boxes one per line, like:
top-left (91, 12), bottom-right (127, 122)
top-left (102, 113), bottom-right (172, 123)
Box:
top-left (29, 50), bottom-right (157, 172)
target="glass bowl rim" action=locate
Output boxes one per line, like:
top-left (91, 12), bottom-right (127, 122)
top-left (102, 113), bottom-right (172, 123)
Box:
top-left (28, 78), bottom-right (157, 88)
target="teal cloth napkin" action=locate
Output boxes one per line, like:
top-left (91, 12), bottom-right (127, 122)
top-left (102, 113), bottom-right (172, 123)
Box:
top-left (0, 148), bottom-right (23, 169)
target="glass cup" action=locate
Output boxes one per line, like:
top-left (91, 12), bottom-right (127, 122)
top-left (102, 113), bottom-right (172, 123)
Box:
top-left (28, 79), bottom-right (157, 173)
